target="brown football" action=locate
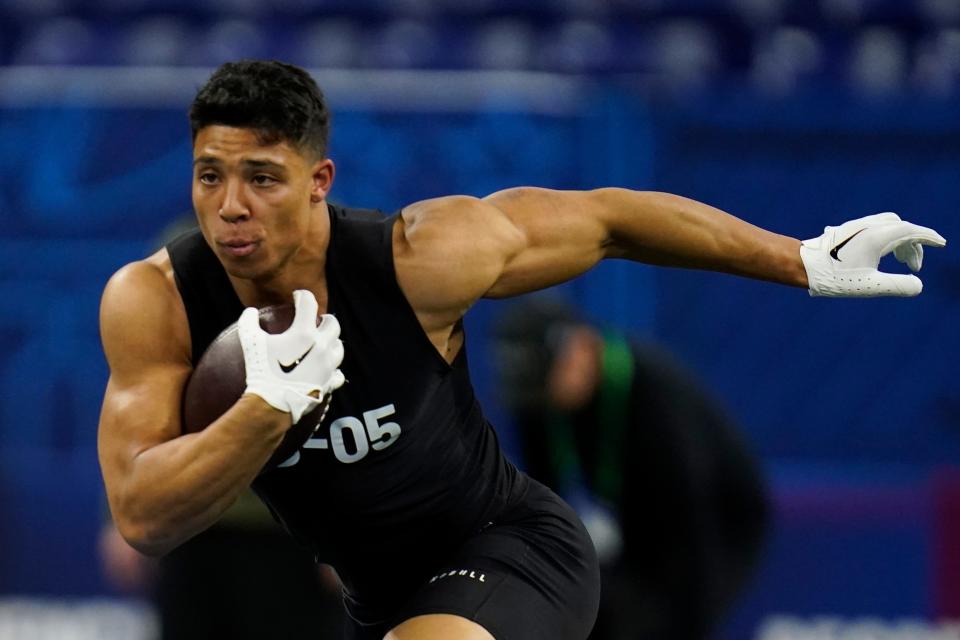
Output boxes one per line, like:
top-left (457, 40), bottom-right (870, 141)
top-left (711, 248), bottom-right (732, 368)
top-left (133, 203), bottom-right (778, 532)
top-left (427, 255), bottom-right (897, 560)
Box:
top-left (181, 304), bottom-right (326, 473)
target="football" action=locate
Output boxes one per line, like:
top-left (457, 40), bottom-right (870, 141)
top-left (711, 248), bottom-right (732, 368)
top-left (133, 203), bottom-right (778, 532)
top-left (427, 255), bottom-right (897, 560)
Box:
top-left (181, 304), bottom-right (326, 473)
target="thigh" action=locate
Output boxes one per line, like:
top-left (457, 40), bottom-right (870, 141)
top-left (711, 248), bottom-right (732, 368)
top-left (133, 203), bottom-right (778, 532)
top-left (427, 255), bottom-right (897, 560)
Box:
top-left (385, 481), bottom-right (600, 640)
top-left (385, 614), bottom-right (494, 640)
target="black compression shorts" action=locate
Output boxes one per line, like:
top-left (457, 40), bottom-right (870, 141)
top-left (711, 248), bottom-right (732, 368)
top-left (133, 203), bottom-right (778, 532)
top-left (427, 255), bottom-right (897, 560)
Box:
top-left (344, 479), bottom-right (601, 640)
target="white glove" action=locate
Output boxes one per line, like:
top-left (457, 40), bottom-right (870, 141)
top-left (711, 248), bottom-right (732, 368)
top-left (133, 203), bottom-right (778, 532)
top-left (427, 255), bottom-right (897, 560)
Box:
top-left (800, 212), bottom-right (946, 297)
top-left (238, 290), bottom-right (346, 424)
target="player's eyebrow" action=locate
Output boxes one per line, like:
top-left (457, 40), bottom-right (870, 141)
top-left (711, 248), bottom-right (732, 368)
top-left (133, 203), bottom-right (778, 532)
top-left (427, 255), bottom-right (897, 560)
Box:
top-left (192, 157), bottom-right (287, 172)
top-left (242, 159), bottom-right (287, 172)
top-left (193, 156), bottom-right (221, 167)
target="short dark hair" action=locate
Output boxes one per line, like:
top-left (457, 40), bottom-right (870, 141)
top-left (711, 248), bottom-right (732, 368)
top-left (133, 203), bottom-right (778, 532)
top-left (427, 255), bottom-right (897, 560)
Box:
top-left (189, 60), bottom-right (330, 159)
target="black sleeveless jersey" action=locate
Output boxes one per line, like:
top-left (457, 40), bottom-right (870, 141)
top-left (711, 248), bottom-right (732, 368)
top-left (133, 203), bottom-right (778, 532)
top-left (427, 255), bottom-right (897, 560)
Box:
top-left (167, 204), bottom-right (527, 616)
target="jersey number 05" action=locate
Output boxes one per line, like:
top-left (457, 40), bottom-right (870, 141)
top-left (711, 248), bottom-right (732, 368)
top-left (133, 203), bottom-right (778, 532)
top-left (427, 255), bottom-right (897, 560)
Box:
top-left (303, 404), bottom-right (401, 464)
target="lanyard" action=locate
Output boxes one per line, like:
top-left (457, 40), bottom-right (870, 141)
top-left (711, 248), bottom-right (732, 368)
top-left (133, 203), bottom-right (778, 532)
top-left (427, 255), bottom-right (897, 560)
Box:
top-left (546, 331), bottom-right (635, 506)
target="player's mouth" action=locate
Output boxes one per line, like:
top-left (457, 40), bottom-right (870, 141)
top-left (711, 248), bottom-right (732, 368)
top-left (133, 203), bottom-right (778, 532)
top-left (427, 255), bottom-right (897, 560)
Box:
top-left (218, 239), bottom-right (261, 257)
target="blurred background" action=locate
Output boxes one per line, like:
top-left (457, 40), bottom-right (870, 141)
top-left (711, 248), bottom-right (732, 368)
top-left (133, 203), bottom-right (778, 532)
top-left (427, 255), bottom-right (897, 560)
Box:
top-left (1, 0), bottom-right (959, 638)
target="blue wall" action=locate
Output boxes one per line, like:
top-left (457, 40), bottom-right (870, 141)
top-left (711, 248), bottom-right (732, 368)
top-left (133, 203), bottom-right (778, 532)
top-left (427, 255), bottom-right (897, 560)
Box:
top-left (651, 93), bottom-right (960, 464)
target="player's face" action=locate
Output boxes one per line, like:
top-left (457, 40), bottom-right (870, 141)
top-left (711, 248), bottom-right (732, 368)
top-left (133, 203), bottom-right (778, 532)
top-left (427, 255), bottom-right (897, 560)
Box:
top-left (191, 125), bottom-right (333, 281)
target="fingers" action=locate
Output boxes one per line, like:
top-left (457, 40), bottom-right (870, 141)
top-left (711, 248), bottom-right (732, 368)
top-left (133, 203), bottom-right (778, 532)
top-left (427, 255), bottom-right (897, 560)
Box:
top-left (292, 289), bottom-right (320, 331)
top-left (325, 369), bottom-right (346, 393)
top-left (327, 338), bottom-right (344, 367)
top-left (894, 242), bottom-right (923, 272)
top-left (869, 222), bottom-right (947, 259)
top-left (316, 316), bottom-right (345, 376)
top-left (900, 222), bottom-right (946, 248)
top-left (874, 272), bottom-right (923, 297)
top-left (851, 211), bottom-right (902, 227)
top-left (261, 296), bottom-right (345, 376)
top-left (237, 306), bottom-right (268, 368)
top-left (316, 313), bottom-right (341, 342)
top-left (237, 306), bottom-right (262, 335)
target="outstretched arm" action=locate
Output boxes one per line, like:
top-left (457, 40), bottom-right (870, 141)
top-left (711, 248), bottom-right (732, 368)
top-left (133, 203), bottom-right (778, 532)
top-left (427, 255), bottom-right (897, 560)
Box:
top-left (394, 188), bottom-right (945, 338)
top-left (483, 187), bottom-right (808, 297)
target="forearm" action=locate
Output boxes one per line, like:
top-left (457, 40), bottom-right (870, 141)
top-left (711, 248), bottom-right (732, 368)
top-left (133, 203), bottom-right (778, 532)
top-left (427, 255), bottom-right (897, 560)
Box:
top-left (597, 189), bottom-right (808, 287)
top-left (110, 395), bottom-right (287, 555)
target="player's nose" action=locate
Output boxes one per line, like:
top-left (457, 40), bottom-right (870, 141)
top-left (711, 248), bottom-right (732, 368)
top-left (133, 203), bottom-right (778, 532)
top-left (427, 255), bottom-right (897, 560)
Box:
top-left (219, 180), bottom-right (251, 222)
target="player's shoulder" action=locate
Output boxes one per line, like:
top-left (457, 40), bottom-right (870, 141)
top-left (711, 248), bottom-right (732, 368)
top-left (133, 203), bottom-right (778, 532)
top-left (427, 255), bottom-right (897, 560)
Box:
top-left (398, 194), bottom-right (522, 253)
top-left (401, 194), bottom-right (486, 227)
top-left (103, 249), bottom-right (176, 304)
top-left (401, 188), bottom-right (547, 222)
top-left (100, 250), bottom-right (191, 380)
top-left (101, 249), bottom-right (188, 338)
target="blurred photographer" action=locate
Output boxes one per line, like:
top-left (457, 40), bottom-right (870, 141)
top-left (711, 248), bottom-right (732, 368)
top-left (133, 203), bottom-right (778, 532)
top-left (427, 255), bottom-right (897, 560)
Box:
top-left (493, 298), bottom-right (770, 640)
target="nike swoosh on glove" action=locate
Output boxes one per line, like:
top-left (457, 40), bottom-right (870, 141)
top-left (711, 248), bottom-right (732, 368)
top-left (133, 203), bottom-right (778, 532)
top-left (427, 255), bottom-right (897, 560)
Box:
top-left (238, 289), bottom-right (346, 423)
top-left (800, 212), bottom-right (946, 297)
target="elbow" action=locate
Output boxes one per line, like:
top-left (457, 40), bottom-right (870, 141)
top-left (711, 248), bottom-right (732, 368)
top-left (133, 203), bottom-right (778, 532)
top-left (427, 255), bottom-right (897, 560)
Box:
top-left (114, 517), bottom-right (174, 557)
top-left (112, 508), bottom-right (183, 557)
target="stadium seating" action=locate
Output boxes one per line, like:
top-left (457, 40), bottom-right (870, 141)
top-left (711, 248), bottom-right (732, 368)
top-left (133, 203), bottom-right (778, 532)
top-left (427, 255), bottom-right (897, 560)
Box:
top-left (0, 0), bottom-right (958, 95)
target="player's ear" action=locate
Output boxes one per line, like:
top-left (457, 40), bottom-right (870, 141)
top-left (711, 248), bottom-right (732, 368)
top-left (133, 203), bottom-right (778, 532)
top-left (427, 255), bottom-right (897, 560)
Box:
top-left (310, 158), bottom-right (335, 203)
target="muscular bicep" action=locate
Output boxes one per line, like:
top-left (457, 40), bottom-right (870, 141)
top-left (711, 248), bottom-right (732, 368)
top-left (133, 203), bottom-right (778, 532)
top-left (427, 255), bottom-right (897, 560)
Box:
top-left (482, 187), bottom-right (611, 297)
top-left (395, 189), bottom-right (612, 330)
top-left (97, 259), bottom-right (192, 502)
